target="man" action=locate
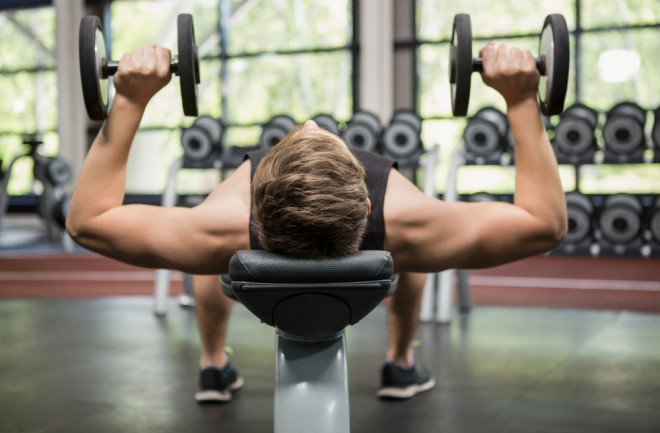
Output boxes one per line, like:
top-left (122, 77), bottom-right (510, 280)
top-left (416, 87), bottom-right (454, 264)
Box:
top-left (67, 41), bottom-right (567, 402)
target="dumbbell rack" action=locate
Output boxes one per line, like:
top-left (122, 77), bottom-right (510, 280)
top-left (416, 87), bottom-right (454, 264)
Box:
top-left (428, 105), bottom-right (660, 324)
top-left (552, 102), bottom-right (660, 259)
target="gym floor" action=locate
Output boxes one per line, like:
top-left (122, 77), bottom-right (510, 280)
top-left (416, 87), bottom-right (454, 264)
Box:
top-left (1, 238), bottom-right (660, 432)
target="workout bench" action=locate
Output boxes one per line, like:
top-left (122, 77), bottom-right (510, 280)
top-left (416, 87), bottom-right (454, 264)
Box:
top-left (220, 250), bottom-right (396, 433)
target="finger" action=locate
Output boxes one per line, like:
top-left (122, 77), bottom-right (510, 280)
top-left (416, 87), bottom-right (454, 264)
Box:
top-left (479, 40), bottom-right (496, 59)
top-left (154, 46), bottom-right (172, 77)
top-left (140, 46), bottom-right (157, 74)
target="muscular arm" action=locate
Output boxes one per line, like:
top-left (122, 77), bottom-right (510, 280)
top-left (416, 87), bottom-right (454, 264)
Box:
top-left (386, 43), bottom-right (567, 273)
top-left (66, 46), bottom-right (250, 274)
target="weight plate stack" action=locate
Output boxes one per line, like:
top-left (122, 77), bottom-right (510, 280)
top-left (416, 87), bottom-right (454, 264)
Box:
top-left (260, 114), bottom-right (297, 148)
top-left (599, 194), bottom-right (643, 246)
top-left (553, 103), bottom-right (599, 163)
top-left (602, 102), bottom-right (646, 162)
top-left (382, 110), bottom-right (423, 162)
top-left (342, 111), bottom-right (382, 153)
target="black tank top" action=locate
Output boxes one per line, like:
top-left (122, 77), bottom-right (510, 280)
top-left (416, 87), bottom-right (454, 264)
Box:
top-left (245, 148), bottom-right (396, 251)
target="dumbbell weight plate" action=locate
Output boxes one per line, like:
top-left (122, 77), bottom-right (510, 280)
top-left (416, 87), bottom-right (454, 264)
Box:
top-left (351, 111), bottom-right (382, 134)
top-left (343, 123), bottom-right (379, 153)
top-left (177, 14), bottom-right (199, 117)
top-left (463, 118), bottom-right (500, 156)
top-left (382, 122), bottom-right (420, 158)
top-left (269, 114), bottom-right (297, 132)
top-left (46, 158), bottom-right (72, 186)
top-left (599, 194), bottom-right (642, 244)
top-left (392, 110), bottom-right (422, 133)
top-left (565, 192), bottom-right (593, 244)
top-left (79, 16), bottom-right (109, 120)
top-left (312, 114), bottom-right (340, 135)
top-left (449, 14), bottom-right (472, 117)
top-left (194, 116), bottom-right (223, 145)
top-left (650, 198), bottom-right (660, 243)
top-left (538, 14), bottom-right (569, 116)
top-left (260, 125), bottom-right (288, 148)
top-left (474, 107), bottom-right (508, 137)
top-left (609, 102), bottom-right (646, 126)
top-left (554, 117), bottom-right (595, 155)
top-left (602, 116), bottom-right (644, 154)
top-left (181, 127), bottom-right (213, 161)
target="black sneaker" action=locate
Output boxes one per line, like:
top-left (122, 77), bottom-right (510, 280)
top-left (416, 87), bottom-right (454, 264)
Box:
top-left (377, 362), bottom-right (436, 399)
top-left (194, 362), bottom-right (244, 403)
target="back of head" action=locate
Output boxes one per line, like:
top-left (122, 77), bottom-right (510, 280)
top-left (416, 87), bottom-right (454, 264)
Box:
top-left (252, 125), bottom-right (369, 258)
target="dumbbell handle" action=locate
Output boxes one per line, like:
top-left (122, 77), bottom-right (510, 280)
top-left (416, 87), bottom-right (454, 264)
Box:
top-left (473, 56), bottom-right (546, 75)
top-left (102, 56), bottom-right (180, 78)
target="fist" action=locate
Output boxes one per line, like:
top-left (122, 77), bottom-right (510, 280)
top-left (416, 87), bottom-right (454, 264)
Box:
top-left (479, 42), bottom-right (539, 107)
top-left (113, 45), bottom-right (173, 108)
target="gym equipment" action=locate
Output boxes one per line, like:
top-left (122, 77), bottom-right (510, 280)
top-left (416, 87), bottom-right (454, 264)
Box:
top-left (312, 113), bottom-right (341, 135)
top-left (181, 115), bottom-right (223, 168)
top-left (382, 109), bottom-right (424, 164)
top-left (79, 14), bottom-right (199, 121)
top-left (342, 111), bottom-right (382, 153)
top-left (602, 102), bottom-right (646, 162)
top-left (598, 194), bottom-right (642, 246)
top-left (221, 250), bottom-right (395, 433)
top-left (462, 106), bottom-right (510, 163)
top-left (563, 192), bottom-right (594, 252)
top-left (449, 14), bottom-right (569, 117)
top-left (649, 196), bottom-right (660, 244)
top-left (553, 103), bottom-right (599, 163)
top-left (0, 135), bottom-right (73, 250)
top-left (259, 114), bottom-right (297, 148)
top-left (652, 108), bottom-right (660, 161)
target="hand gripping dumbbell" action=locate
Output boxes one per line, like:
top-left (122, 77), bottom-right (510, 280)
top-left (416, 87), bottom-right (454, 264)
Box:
top-left (449, 14), bottom-right (569, 117)
top-left (553, 103), bottom-right (599, 164)
top-left (259, 114), bottom-right (297, 148)
top-left (342, 111), bottom-right (382, 153)
top-left (79, 14), bottom-right (199, 121)
top-left (602, 102), bottom-right (647, 163)
top-left (382, 110), bottom-right (424, 163)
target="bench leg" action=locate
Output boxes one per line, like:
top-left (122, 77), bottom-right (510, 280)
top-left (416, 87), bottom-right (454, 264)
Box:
top-left (275, 332), bottom-right (350, 433)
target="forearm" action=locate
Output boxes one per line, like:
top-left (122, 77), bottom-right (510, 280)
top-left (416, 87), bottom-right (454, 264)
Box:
top-left (509, 97), bottom-right (567, 245)
top-left (67, 96), bottom-right (146, 239)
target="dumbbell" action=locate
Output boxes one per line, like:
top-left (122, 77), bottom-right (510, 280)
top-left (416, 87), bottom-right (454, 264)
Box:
top-left (650, 196), bottom-right (660, 245)
top-left (382, 110), bottom-right (423, 159)
top-left (599, 194), bottom-right (643, 245)
top-left (79, 14), bottom-right (199, 121)
top-left (651, 108), bottom-right (660, 156)
top-left (181, 115), bottom-right (223, 165)
top-left (449, 14), bottom-right (569, 117)
top-left (312, 113), bottom-right (341, 136)
top-left (553, 103), bottom-right (599, 159)
top-left (602, 102), bottom-right (646, 157)
top-left (564, 192), bottom-right (594, 245)
top-left (463, 106), bottom-right (510, 157)
top-left (342, 111), bottom-right (382, 153)
top-left (259, 114), bottom-right (297, 148)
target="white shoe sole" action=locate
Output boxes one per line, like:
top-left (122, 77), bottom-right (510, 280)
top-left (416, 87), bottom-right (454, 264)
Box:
top-left (377, 377), bottom-right (436, 399)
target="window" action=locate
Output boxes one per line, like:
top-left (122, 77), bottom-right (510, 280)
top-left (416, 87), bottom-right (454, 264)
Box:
top-left (414, 0), bottom-right (660, 194)
top-left (0, 6), bottom-right (57, 195)
top-left (109, 0), bottom-right (355, 194)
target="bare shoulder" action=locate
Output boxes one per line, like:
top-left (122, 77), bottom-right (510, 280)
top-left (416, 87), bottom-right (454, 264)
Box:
top-left (382, 168), bottom-right (474, 272)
